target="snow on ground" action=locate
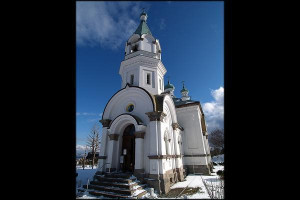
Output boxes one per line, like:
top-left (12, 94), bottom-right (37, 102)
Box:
top-left (75, 164), bottom-right (224, 199)
top-left (212, 154), bottom-right (224, 163)
top-left (169, 175), bottom-right (210, 199)
top-left (168, 164), bottom-right (224, 199)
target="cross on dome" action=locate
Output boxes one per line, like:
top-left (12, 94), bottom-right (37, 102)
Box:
top-left (180, 81), bottom-right (189, 93)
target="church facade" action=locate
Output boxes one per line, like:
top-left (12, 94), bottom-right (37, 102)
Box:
top-left (97, 11), bottom-right (212, 194)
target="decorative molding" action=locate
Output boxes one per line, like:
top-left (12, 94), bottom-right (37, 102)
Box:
top-left (183, 154), bottom-right (211, 157)
top-left (172, 123), bottom-right (184, 131)
top-left (108, 134), bottom-right (119, 141)
top-left (134, 131), bottom-right (145, 139)
top-left (148, 155), bottom-right (183, 159)
top-left (99, 119), bottom-right (112, 127)
top-left (145, 111), bottom-right (167, 122)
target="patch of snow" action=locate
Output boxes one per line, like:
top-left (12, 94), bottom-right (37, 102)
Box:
top-left (169, 175), bottom-right (210, 199)
top-left (132, 189), bottom-right (146, 197)
top-left (76, 194), bottom-right (98, 199)
top-left (132, 185), bottom-right (140, 190)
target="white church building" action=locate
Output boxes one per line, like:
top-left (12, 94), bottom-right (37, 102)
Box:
top-left (97, 11), bottom-right (212, 194)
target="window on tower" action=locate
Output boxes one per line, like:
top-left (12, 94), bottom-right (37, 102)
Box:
top-left (159, 79), bottom-right (162, 90)
top-left (132, 45), bottom-right (138, 52)
top-left (147, 73), bottom-right (151, 85)
top-left (130, 75), bottom-right (134, 85)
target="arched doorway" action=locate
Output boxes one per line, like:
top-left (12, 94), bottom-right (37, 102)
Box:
top-left (121, 124), bottom-right (135, 172)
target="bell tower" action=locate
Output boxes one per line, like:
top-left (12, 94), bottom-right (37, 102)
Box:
top-left (119, 11), bottom-right (166, 95)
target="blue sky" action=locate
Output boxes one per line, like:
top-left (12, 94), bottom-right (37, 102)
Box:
top-left (76, 1), bottom-right (224, 154)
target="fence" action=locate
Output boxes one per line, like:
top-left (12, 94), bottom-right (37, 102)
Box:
top-left (202, 177), bottom-right (224, 199)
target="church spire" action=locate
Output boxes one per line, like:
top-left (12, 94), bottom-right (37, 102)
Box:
top-left (180, 81), bottom-right (190, 101)
top-left (134, 10), bottom-right (152, 36)
top-left (164, 77), bottom-right (175, 97)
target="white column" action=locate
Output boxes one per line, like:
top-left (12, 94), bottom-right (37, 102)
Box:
top-left (138, 40), bottom-right (143, 51)
top-left (106, 134), bottom-right (119, 172)
top-left (97, 127), bottom-right (108, 172)
top-left (146, 111), bottom-right (166, 176)
top-left (152, 43), bottom-right (157, 53)
top-left (106, 139), bottom-right (114, 171)
top-left (135, 137), bottom-right (144, 169)
top-left (148, 120), bottom-right (160, 175)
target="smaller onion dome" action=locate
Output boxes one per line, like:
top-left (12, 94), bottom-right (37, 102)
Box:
top-left (180, 83), bottom-right (189, 93)
top-left (165, 80), bottom-right (175, 90)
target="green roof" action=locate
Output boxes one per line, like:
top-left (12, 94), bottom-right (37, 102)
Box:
top-left (180, 87), bottom-right (189, 93)
top-left (134, 21), bottom-right (152, 36)
top-left (180, 83), bottom-right (189, 93)
top-left (165, 80), bottom-right (174, 90)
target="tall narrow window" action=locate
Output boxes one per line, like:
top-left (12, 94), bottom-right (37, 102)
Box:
top-left (159, 79), bottom-right (162, 90)
top-left (146, 73), bottom-right (151, 85)
top-left (130, 74), bottom-right (134, 85)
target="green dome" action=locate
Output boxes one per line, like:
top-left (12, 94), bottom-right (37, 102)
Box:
top-left (165, 80), bottom-right (174, 90)
top-left (180, 87), bottom-right (189, 93)
top-left (180, 83), bottom-right (189, 93)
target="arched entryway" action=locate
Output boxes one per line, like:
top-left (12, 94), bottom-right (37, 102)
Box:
top-left (121, 124), bottom-right (135, 172)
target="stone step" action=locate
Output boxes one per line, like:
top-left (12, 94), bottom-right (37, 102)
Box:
top-left (88, 189), bottom-right (148, 199)
top-left (90, 180), bottom-right (138, 190)
top-left (89, 190), bottom-right (130, 198)
top-left (83, 184), bottom-right (134, 195)
top-left (104, 173), bottom-right (133, 179)
top-left (95, 175), bottom-right (133, 184)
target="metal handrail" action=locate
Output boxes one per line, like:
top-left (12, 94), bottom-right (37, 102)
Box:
top-left (97, 162), bottom-right (110, 173)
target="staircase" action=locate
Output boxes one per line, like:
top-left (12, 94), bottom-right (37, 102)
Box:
top-left (82, 172), bottom-right (148, 199)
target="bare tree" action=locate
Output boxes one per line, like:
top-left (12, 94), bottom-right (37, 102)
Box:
top-left (86, 123), bottom-right (100, 169)
top-left (208, 129), bottom-right (224, 151)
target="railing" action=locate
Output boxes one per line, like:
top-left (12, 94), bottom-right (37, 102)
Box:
top-left (97, 162), bottom-right (111, 173)
top-left (202, 176), bottom-right (224, 199)
top-left (125, 50), bottom-right (160, 60)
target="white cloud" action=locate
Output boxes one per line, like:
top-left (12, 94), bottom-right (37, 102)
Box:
top-left (203, 87), bottom-right (224, 133)
top-left (76, 112), bottom-right (98, 116)
top-left (76, 144), bottom-right (87, 156)
top-left (76, 2), bottom-right (143, 49)
top-left (87, 118), bottom-right (98, 123)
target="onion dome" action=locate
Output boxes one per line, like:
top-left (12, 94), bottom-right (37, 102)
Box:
top-left (165, 80), bottom-right (175, 90)
top-left (180, 82), bottom-right (189, 93)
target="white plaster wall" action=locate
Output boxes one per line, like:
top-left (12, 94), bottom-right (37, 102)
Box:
top-left (126, 34), bottom-right (156, 55)
top-left (144, 125), bottom-right (150, 174)
top-left (119, 54), bottom-right (167, 95)
top-left (176, 105), bottom-right (208, 166)
top-left (141, 35), bottom-right (154, 52)
top-left (103, 86), bottom-right (153, 125)
top-left (125, 68), bottom-right (140, 86)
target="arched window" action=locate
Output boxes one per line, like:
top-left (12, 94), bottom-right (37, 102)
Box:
top-left (164, 130), bottom-right (170, 155)
top-left (178, 134), bottom-right (182, 154)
